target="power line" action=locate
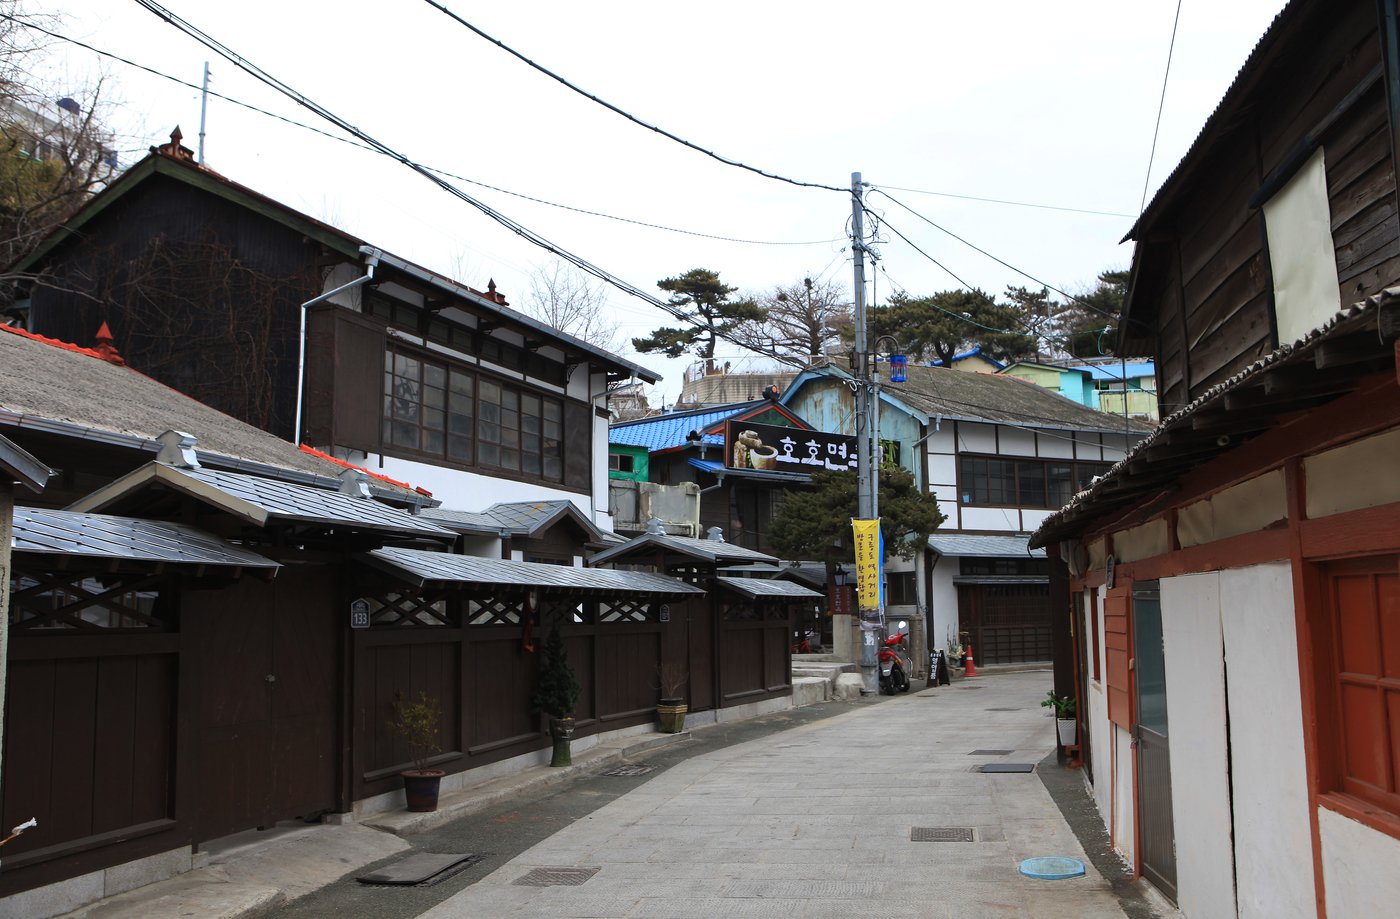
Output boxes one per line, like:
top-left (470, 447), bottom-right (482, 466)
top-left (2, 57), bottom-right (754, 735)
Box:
top-left (870, 183), bottom-right (1133, 219)
top-left (7, 15), bottom-right (836, 248)
top-left (1140, 0), bottom-right (1184, 216)
top-left (417, 0), bottom-right (846, 194)
top-left (870, 189), bottom-right (1122, 323)
top-left (130, 1), bottom-right (812, 370)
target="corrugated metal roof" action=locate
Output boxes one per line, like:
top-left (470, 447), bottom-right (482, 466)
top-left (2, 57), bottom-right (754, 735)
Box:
top-left (70, 463), bottom-right (454, 538)
top-left (715, 576), bottom-right (824, 599)
top-left (928, 533), bottom-right (1045, 559)
top-left (11, 506), bottom-right (280, 569)
top-left (364, 546), bottom-right (703, 595)
top-left (0, 432), bottom-right (51, 493)
top-left (588, 532), bottom-right (778, 567)
top-left (609, 403), bottom-right (761, 452)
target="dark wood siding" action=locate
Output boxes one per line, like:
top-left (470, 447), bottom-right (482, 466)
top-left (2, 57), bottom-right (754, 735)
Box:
top-left (563, 400), bottom-right (593, 493)
top-left (1133, 1), bottom-right (1393, 407)
top-left (305, 305), bottom-right (388, 452)
top-left (26, 174), bottom-right (321, 440)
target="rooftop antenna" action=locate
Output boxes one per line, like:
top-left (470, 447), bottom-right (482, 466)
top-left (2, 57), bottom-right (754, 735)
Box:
top-left (197, 62), bottom-right (210, 164)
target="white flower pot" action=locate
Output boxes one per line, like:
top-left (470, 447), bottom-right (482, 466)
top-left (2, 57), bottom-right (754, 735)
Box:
top-left (1056, 718), bottom-right (1077, 746)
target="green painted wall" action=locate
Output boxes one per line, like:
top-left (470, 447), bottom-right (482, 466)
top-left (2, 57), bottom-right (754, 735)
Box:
top-left (607, 443), bottom-right (648, 481)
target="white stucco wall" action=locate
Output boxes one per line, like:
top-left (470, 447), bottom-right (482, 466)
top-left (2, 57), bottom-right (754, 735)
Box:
top-left (1219, 562), bottom-right (1315, 919)
top-left (1319, 807), bottom-right (1400, 918)
top-left (370, 453), bottom-right (594, 519)
top-left (1161, 572), bottom-right (1237, 919)
top-left (1112, 724), bottom-right (1134, 864)
top-left (928, 557), bottom-right (960, 655)
top-left (1083, 588), bottom-right (1113, 826)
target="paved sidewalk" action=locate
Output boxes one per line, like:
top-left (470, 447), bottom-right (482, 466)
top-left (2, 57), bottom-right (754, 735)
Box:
top-left (417, 671), bottom-right (1145, 919)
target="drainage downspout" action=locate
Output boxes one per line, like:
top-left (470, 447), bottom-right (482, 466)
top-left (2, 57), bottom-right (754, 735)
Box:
top-left (294, 246), bottom-right (383, 445)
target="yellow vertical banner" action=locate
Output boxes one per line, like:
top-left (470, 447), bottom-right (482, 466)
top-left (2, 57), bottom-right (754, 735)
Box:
top-left (851, 518), bottom-right (881, 613)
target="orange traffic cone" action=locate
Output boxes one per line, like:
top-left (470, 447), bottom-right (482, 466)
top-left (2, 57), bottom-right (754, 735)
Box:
top-left (964, 644), bottom-right (978, 677)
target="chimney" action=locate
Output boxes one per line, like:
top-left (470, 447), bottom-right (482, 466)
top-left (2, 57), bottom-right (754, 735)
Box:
top-left (338, 467), bottom-right (372, 498)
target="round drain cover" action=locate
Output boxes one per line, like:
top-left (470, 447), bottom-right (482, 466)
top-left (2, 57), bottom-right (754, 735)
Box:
top-left (1019, 856), bottom-right (1086, 880)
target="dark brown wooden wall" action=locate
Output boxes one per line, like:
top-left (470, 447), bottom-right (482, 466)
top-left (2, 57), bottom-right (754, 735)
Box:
top-left (1139, 1), bottom-right (1393, 411)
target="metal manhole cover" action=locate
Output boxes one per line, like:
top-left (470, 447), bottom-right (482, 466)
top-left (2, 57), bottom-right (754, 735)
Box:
top-left (599, 763), bottom-right (657, 777)
top-left (968, 749), bottom-right (1015, 756)
top-left (985, 707), bottom-right (1020, 711)
top-left (911, 826), bottom-right (975, 842)
top-left (513, 866), bottom-right (600, 887)
top-left (979, 763), bottom-right (1035, 773)
top-left (958, 685), bottom-right (985, 690)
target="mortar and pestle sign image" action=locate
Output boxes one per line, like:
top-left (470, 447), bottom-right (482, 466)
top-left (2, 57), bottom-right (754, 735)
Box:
top-left (732, 430), bottom-right (779, 470)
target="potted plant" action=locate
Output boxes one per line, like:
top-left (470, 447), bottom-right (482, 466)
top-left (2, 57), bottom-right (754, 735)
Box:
top-left (1041, 691), bottom-right (1078, 746)
top-left (532, 623), bottom-right (582, 766)
top-left (656, 661), bottom-right (688, 734)
top-left (389, 690), bottom-right (445, 812)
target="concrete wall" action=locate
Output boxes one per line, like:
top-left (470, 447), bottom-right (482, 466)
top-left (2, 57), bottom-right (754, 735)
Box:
top-left (1161, 573), bottom-right (1237, 919)
top-left (1319, 807), bottom-right (1400, 917)
top-left (1083, 588), bottom-right (1113, 825)
top-left (1111, 724), bottom-right (1134, 865)
top-left (1219, 563), bottom-right (1315, 919)
top-left (929, 557), bottom-right (959, 655)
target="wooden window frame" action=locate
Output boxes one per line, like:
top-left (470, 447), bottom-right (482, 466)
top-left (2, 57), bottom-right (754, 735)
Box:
top-left (383, 344), bottom-right (565, 484)
top-left (958, 454), bottom-right (1111, 509)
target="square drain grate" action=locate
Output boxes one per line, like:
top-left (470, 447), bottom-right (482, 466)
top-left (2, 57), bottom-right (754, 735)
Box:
top-left (911, 826), bottom-right (975, 842)
top-left (514, 866), bottom-right (600, 887)
top-left (979, 763), bottom-right (1035, 773)
top-left (598, 763), bottom-right (657, 777)
top-left (968, 749), bottom-right (1015, 756)
top-left (985, 707), bottom-right (1020, 711)
top-left (957, 685), bottom-right (985, 690)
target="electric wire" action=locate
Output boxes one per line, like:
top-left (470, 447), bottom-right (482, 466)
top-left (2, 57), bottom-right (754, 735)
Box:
top-left (129, 0), bottom-right (818, 369)
top-left (6, 15), bottom-right (836, 248)
top-left (869, 183), bottom-right (1134, 219)
top-left (1139, 0), bottom-right (1184, 215)
top-left (418, 0), bottom-right (847, 194)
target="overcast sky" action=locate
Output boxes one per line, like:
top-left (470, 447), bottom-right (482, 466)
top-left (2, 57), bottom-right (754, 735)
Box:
top-left (30, 0), bottom-right (1287, 405)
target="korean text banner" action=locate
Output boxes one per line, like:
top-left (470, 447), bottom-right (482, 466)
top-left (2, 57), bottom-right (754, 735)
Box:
top-left (852, 518), bottom-right (881, 612)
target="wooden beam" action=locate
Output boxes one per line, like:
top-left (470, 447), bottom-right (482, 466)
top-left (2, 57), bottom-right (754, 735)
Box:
top-left (1312, 335), bottom-right (1390, 370)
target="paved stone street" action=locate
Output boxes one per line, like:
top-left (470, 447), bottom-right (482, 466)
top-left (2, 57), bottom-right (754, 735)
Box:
top-left (377, 671), bottom-right (1148, 919)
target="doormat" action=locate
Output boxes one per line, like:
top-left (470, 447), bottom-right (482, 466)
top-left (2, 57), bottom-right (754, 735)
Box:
top-left (599, 763), bottom-right (657, 777)
top-left (513, 866), bottom-right (600, 887)
top-left (911, 826), bottom-right (974, 842)
top-left (357, 852), bottom-right (483, 887)
top-left (979, 763), bottom-right (1035, 773)
top-left (968, 749), bottom-right (1015, 756)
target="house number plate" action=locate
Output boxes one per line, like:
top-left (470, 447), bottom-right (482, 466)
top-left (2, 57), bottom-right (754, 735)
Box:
top-left (350, 598), bottom-right (371, 629)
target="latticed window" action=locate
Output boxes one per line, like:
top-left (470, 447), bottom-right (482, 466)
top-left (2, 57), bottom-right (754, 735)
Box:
top-left (721, 599), bottom-right (758, 621)
top-left (8, 573), bottom-right (169, 631)
top-left (466, 595), bottom-right (525, 626)
top-left (599, 598), bottom-right (654, 623)
top-left (363, 592), bottom-right (455, 627)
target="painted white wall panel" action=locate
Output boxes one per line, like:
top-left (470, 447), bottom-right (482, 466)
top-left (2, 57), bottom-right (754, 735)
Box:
top-left (1021, 509), bottom-right (1053, 530)
top-left (998, 427), bottom-right (1035, 457)
top-left (1074, 434), bottom-right (1103, 461)
top-left (929, 562), bottom-right (959, 652)
top-left (1263, 148), bottom-right (1341, 344)
top-left (374, 454), bottom-right (591, 518)
top-left (1037, 432), bottom-right (1075, 459)
top-left (937, 500), bottom-right (958, 528)
top-left (1319, 807), bottom-right (1400, 918)
top-left (1085, 589), bottom-right (1113, 825)
top-left (926, 455), bottom-right (958, 491)
top-left (925, 427), bottom-right (956, 454)
top-left (958, 506), bottom-right (1021, 531)
top-left (957, 422), bottom-right (996, 454)
top-left (1113, 724), bottom-right (1135, 864)
top-left (1161, 573), bottom-right (1237, 919)
top-left (1219, 562), bottom-right (1315, 919)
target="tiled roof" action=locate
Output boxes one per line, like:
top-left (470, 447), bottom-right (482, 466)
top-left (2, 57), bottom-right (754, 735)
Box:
top-left (421, 500), bottom-right (610, 544)
top-left (715, 576), bottom-right (824, 599)
top-left (589, 532), bottom-right (778, 567)
top-left (12, 505), bottom-right (280, 570)
top-left (609, 402), bottom-right (763, 452)
top-left (69, 462), bottom-right (455, 538)
top-left (928, 533), bottom-right (1045, 559)
top-left (0, 324), bottom-right (425, 501)
top-left (364, 546), bottom-right (703, 595)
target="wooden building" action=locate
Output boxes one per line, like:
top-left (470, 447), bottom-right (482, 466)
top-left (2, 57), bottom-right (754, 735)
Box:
top-left (0, 327), bottom-right (768, 917)
top-left (9, 130), bottom-right (656, 527)
top-left (1031, 2), bottom-right (1400, 915)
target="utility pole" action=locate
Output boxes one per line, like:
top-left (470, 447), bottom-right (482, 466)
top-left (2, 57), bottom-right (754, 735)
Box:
top-left (850, 172), bottom-right (880, 694)
top-left (198, 62), bottom-right (210, 165)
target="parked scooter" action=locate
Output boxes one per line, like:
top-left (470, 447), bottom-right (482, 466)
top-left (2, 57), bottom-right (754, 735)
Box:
top-left (878, 631), bottom-right (912, 694)
top-left (791, 628), bottom-right (823, 654)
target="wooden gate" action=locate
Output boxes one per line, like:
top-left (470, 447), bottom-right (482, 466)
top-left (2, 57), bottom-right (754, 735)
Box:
top-left (1132, 581), bottom-right (1176, 901)
top-left (189, 566), bottom-right (340, 841)
top-left (958, 583), bottom-right (1052, 663)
